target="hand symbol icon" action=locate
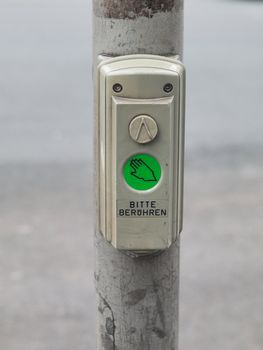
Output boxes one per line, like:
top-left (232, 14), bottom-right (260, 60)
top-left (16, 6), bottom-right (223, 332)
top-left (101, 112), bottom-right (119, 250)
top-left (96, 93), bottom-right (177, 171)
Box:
top-left (124, 153), bottom-right (161, 190)
top-left (130, 158), bottom-right (157, 182)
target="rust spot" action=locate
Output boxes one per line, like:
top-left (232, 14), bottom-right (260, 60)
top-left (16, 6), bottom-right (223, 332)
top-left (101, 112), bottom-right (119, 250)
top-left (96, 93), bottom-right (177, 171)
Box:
top-left (152, 326), bottom-right (166, 339)
top-left (128, 327), bottom-right (137, 335)
top-left (125, 288), bottom-right (147, 306)
top-left (99, 294), bottom-right (116, 348)
top-left (106, 317), bottom-right (115, 336)
top-left (94, 0), bottom-right (183, 19)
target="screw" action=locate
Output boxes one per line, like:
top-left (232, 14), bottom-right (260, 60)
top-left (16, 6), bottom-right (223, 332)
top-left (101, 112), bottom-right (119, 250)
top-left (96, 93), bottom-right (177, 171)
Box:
top-left (163, 83), bottom-right (173, 93)
top-left (113, 83), bottom-right (123, 93)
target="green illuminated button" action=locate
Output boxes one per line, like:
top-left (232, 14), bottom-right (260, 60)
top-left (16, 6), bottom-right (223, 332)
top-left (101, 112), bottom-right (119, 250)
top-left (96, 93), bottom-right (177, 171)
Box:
top-left (123, 153), bottom-right (161, 191)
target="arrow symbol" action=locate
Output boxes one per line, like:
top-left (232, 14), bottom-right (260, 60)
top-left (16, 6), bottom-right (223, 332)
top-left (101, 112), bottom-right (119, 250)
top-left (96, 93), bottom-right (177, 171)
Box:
top-left (135, 117), bottom-right (153, 142)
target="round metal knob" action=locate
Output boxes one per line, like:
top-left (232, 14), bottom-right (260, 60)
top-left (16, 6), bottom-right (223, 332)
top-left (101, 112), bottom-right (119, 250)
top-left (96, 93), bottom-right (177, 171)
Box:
top-left (129, 115), bottom-right (158, 144)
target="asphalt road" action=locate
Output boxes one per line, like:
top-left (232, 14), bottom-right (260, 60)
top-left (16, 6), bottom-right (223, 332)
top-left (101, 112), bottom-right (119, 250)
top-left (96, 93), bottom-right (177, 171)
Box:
top-left (0, 0), bottom-right (263, 349)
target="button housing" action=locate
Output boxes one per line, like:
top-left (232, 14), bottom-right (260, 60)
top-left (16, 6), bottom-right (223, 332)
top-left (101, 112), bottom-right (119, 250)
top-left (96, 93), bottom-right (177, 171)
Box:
top-left (97, 55), bottom-right (185, 252)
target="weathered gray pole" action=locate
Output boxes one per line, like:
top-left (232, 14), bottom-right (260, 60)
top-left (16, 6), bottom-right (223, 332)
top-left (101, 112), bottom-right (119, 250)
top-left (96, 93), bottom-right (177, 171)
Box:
top-left (93, 1), bottom-right (184, 349)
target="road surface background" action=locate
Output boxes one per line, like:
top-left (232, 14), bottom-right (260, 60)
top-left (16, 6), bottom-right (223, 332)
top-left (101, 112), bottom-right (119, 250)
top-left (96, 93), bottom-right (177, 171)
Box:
top-left (0, 0), bottom-right (262, 349)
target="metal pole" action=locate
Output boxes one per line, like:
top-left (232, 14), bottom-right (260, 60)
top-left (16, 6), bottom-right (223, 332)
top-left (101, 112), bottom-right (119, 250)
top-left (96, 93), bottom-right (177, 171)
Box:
top-left (93, 1), bottom-right (184, 349)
